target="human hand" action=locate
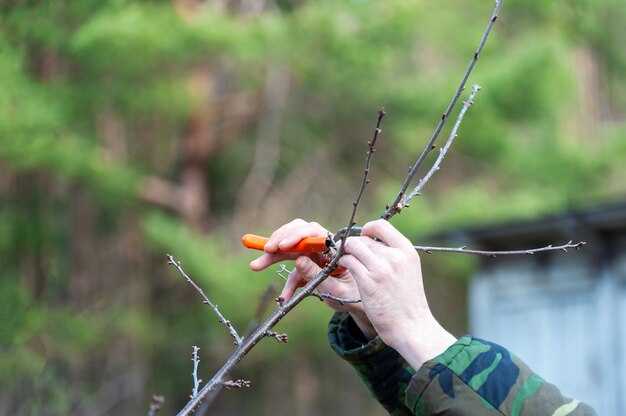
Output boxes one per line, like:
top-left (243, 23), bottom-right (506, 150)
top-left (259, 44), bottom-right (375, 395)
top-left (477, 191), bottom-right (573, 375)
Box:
top-left (249, 219), bottom-right (374, 337)
top-left (338, 219), bottom-right (456, 368)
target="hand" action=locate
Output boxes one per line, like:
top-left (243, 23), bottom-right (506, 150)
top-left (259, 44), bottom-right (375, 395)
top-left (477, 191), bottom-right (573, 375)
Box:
top-left (249, 219), bottom-right (376, 338)
top-left (338, 219), bottom-right (456, 368)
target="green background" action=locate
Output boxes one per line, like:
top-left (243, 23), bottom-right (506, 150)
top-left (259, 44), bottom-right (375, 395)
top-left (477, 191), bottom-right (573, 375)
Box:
top-left (1, 0), bottom-right (624, 414)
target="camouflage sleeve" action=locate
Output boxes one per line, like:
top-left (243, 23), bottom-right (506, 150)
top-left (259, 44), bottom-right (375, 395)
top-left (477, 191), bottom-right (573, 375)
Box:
top-left (405, 336), bottom-right (597, 416)
top-left (328, 312), bottom-right (415, 415)
top-left (329, 313), bottom-right (596, 416)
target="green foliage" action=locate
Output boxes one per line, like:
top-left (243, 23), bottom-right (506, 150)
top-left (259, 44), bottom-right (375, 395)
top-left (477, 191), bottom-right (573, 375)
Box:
top-left (1, 0), bottom-right (625, 413)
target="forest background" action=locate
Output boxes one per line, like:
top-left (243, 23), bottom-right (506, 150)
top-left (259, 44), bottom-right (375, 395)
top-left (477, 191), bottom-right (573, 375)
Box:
top-left (1, 0), bottom-right (625, 414)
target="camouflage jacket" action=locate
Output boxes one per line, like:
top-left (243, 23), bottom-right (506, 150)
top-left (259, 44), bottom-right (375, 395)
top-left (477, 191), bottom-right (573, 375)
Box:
top-left (328, 312), bottom-right (596, 416)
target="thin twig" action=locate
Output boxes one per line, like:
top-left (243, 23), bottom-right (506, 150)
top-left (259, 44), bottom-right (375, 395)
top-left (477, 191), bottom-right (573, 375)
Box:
top-left (414, 241), bottom-right (586, 257)
top-left (310, 292), bottom-right (362, 305)
top-left (147, 395), bottom-right (165, 416)
top-left (276, 264), bottom-right (291, 280)
top-left (176, 261), bottom-right (341, 415)
top-left (277, 264), bottom-right (361, 305)
top-left (167, 255), bottom-right (243, 346)
top-left (264, 330), bottom-right (289, 343)
top-left (337, 109), bottom-right (385, 254)
top-left (223, 379), bottom-right (252, 389)
top-left (382, 0), bottom-right (502, 219)
top-left (404, 85), bottom-right (481, 203)
top-left (175, 108), bottom-right (384, 416)
top-left (191, 346), bottom-right (202, 399)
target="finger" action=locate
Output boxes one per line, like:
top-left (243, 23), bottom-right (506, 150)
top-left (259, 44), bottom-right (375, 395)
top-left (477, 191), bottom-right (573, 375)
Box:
top-left (338, 254), bottom-right (376, 295)
top-left (265, 219), bottom-right (306, 253)
top-left (266, 219), bottom-right (323, 253)
top-left (278, 223), bottom-right (326, 251)
top-left (279, 269), bottom-right (305, 302)
top-left (295, 256), bottom-right (322, 281)
top-left (250, 252), bottom-right (297, 271)
top-left (362, 219), bottom-right (413, 251)
top-left (337, 254), bottom-right (368, 280)
top-left (358, 235), bottom-right (391, 251)
top-left (343, 237), bottom-right (380, 270)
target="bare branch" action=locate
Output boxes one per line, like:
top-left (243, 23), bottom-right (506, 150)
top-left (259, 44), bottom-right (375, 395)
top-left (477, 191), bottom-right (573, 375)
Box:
top-left (337, 109), bottom-right (385, 254)
top-left (382, 0), bottom-right (502, 219)
top-left (223, 379), bottom-right (252, 389)
top-left (310, 291), bottom-right (362, 305)
top-left (147, 395), bottom-right (165, 416)
top-left (414, 241), bottom-right (586, 257)
top-left (173, 3), bottom-right (501, 406)
top-left (191, 346), bottom-right (202, 399)
top-left (264, 330), bottom-right (289, 343)
top-left (404, 85), bottom-right (481, 204)
top-left (167, 255), bottom-right (243, 346)
top-left (175, 108), bottom-right (385, 416)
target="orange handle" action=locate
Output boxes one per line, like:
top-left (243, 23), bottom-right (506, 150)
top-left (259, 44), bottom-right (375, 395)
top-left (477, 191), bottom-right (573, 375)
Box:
top-left (241, 234), bottom-right (328, 253)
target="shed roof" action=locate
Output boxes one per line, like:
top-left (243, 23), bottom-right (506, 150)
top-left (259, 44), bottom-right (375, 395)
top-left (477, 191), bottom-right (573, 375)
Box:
top-left (441, 200), bottom-right (626, 251)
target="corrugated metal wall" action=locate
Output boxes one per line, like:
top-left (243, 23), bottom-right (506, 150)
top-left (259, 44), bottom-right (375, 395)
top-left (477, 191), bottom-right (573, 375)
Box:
top-left (469, 246), bottom-right (625, 414)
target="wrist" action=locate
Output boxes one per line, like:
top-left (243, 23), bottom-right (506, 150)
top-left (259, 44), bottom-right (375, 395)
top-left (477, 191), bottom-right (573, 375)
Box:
top-left (390, 315), bottom-right (457, 370)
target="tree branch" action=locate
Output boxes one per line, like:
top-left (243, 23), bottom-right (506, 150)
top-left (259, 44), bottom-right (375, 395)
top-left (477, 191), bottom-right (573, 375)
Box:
top-left (310, 291), bottom-right (362, 305)
top-left (414, 241), bottom-right (586, 256)
top-left (382, 0), bottom-right (502, 220)
top-left (167, 255), bottom-right (243, 346)
top-left (404, 85), bottom-right (481, 203)
top-left (264, 330), bottom-right (289, 343)
top-left (147, 395), bottom-right (164, 416)
top-left (223, 379), bottom-right (252, 389)
top-left (337, 109), bottom-right (385, 254)
top-left (191, 346), bottom-right (202, 399)
top-left (175, 108), bottom-right (385, 416)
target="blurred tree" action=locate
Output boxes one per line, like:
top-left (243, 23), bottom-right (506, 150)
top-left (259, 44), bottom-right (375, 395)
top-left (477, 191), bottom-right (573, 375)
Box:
top-left (0, 0), bottom-right (624, 414)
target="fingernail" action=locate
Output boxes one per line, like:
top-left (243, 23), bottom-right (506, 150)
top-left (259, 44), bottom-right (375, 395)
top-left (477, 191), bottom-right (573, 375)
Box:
top-left (275, 296), bottom-right (284, 306)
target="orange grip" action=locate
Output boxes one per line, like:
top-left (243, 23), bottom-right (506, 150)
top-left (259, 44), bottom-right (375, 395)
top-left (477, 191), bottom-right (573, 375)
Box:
top-left (241, 234), bottom-right (327, 253)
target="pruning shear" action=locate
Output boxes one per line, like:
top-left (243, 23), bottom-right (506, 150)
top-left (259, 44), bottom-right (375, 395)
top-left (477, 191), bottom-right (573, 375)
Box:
top-left (241, 226), bottom-right (363, 277)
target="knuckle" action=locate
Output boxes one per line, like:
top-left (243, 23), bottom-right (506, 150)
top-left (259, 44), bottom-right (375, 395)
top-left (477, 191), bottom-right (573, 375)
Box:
top-left (366, 219), bottom-right (386, 231)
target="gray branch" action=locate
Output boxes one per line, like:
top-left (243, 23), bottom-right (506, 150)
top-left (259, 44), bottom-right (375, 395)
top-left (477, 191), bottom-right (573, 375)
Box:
top-left (337, 109), bottom-right (385, 254)
top-left (175, 261), bottom-right (340, 415)
top-left (223, 379), bottom-right (252, 389)
top-left (175, 106), bottom-right (384, 416)
top-left (167, 255), bottom-right (243, 346)
top-left (382, 0), bottom-right (502, 220)
top-left (191, 346), bottom-right (202, 399)
top-left (310, 291), bottom-right (362, 305)
top-left (404, 85), bottom-right (481, 204)
top-left (147, 395), bottom-right (164, 416)
top-left (414, 241), bottom-right (586, 257)
top-left (264, 330), bottom-right (289, 343)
